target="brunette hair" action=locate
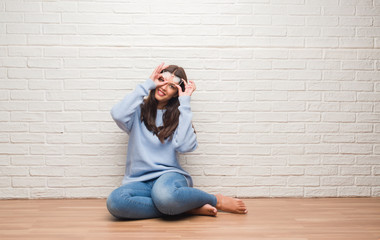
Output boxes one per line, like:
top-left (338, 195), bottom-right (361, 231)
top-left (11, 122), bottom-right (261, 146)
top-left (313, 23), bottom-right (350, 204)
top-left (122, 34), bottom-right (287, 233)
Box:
top-left (140, 65), bottom-right (188, 143)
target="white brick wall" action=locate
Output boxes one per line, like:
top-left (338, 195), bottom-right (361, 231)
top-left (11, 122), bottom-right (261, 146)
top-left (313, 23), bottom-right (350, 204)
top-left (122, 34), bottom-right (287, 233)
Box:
top-left (1, 0), bottom-right (379, 199)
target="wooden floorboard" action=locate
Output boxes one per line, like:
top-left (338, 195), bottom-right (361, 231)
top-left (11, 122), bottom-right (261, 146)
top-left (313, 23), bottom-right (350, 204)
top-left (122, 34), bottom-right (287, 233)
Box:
top-left (0, 198), bottom-right (379, 240)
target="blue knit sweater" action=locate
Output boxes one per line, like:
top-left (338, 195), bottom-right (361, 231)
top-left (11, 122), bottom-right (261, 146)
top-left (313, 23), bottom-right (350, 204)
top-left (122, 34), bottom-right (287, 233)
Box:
top-left (111, 79), bottom-right (197, 187)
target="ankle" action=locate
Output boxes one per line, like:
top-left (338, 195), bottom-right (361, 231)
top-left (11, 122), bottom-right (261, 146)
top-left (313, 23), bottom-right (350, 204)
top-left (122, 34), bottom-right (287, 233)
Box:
top-left (214, 194), bottom-right (223, 209)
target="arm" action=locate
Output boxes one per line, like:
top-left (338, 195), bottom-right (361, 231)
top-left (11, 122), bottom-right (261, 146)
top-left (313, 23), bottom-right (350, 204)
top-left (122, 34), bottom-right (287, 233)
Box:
top-left (110, 79), bottom-right (156, 134)
top-left (172, 96), bottom-right (198, 153)
top-left (111, 62), bottom-right (169, 133)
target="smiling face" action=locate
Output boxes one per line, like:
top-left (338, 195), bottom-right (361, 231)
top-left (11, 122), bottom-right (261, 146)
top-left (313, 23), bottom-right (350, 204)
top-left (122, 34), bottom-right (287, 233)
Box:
top-left (154, 71), bottom-right (181, 109)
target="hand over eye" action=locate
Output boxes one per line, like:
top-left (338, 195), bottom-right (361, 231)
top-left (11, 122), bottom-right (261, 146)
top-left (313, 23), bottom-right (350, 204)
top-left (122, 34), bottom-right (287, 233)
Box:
top-left (150, 62), bottom-right (168, 87)
top-left (176, 80), bottom-right (196, 97)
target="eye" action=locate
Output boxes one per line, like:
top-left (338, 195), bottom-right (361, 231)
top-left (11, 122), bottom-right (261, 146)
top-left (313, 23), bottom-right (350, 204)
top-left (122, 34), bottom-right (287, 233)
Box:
top-left (169, 84), bottom-right (177, 90)
top-left (158, 77), bottom-right (164, 82)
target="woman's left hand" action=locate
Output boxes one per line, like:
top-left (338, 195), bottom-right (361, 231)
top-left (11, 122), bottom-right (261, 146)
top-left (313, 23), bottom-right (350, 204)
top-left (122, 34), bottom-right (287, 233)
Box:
top-left (176, 80), bottom-right (196, 97)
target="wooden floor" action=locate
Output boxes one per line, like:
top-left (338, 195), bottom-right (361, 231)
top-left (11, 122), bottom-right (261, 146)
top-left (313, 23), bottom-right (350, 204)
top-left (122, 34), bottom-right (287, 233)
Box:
top-left (0, 198), bottom-right (379, 240)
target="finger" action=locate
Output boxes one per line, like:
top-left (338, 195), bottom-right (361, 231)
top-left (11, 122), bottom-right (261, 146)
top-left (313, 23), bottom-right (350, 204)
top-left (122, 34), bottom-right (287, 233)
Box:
top-left (181, 79), bottom-right (188, 86)
top-left (190, 80), bottom-right (196, 90)
top-left (158, 62), bottom-right (166, 73)
top-left (156, 62), bottom-right (164, 72)
top-left (169, 73), bottom-right (175, 82)
top-left (162, 64), bottom-right (170, 71)
top-left (157, 81), bottom-right (168, 88)
top-left (175, 84), bottom-right (182, 94)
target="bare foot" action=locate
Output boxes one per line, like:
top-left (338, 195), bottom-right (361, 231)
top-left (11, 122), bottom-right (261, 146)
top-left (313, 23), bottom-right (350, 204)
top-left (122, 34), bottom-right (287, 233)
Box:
top-left (188, 204), bottom-right (217, 216)
top-left (215, 194), bottom-right (248, 214)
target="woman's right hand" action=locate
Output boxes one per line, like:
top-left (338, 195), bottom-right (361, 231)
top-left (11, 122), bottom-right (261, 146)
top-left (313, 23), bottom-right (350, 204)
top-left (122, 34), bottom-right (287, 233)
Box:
top-left (150, 62), bottom-right (168, 87)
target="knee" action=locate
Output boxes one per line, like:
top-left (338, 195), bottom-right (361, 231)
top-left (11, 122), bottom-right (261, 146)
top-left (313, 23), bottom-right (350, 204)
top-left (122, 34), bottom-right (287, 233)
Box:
top-left (151, 188), bottom-right (181, 215)
top-left (106, 188), bottom-right (132, 219)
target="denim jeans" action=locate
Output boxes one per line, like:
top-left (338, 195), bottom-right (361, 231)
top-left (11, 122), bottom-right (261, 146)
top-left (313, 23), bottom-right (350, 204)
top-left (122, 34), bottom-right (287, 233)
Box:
top-left (106, 172), bottom-right (217, 219)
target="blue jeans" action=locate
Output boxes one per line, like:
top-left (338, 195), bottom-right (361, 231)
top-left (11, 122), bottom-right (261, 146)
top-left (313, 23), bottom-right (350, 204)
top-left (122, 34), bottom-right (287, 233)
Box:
top-left (106, 172), bottom-right (217, 219)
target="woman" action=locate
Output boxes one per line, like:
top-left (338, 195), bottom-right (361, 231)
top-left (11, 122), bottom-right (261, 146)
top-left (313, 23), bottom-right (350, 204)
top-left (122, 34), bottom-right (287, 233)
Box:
top-left (107, 63), bottom-right (247, 219)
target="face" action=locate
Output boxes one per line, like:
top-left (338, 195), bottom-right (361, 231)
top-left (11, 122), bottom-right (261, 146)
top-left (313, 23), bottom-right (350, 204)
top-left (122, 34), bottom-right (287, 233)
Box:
top-left (154, 72), bottom-right (180, 107)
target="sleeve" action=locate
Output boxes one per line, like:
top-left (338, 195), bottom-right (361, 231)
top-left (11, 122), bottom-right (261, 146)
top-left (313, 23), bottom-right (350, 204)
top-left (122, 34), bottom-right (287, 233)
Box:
top-left (110, 79), bottom-right (156, 134)
top-left (172, 96), bottom-right (198, 153)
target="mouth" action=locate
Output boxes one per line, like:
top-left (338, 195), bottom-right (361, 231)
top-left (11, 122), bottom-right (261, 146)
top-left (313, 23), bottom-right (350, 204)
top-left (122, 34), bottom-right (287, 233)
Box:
top-left (157, 89), bottom-right (166, 97)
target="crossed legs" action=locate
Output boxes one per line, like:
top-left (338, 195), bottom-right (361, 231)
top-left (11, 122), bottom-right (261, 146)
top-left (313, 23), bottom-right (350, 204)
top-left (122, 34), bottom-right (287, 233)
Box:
top-left (106, 172), bottom-right (247, 220)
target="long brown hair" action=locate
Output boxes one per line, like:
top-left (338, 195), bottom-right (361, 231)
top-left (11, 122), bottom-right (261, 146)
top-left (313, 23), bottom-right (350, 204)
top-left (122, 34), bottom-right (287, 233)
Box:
top-left (140, 65), bottom-right (187, 143)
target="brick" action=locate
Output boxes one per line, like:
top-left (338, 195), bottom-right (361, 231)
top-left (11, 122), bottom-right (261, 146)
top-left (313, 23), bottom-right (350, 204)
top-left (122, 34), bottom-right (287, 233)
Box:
top-left (340, 38), bottom-right (374, 48)
top-left (0, 156), bottom-right (11, 166)
top-left (11, 134), bottom-right (45, 143)
top-left (29, 123), bottom-right (64, 133)
top-left (357, 113), bottom-right (380, 123)
top-left (13, 177), bottom-right (46, 188)
top-left (239, 145), bottom-right (271, 155)
top-left (270, 188), bottom-right (304, 197)
top-left (339, 187), bottom-right (371, 197)
top-left (0, 178), bottom-right (11, 188)
top-left (288, 113), bottom-right (321, 122)
top-left (42, 1), bottom-right (77, 12)
top-left (272, 16), bottom-right (305, 26)
top-left (30, 188), bottom-right (65, 199)
top-left (238, 167), bottom-right (271, 176)
top-left (46, 134), bottom-right (81, 144)
top-left (305, 188), bottom-right (337, 197)
top-left (321, 177), bottom-right (354, 186)
top-left (356, 177), bottom-right (380, 186)
top-left (272, 146), bottom-right (304, 155)
top-left (44, 47), bottom-right (78, 57)
top-left (8, 68), bottom-right (43, 79)
top-left (254, 27), bottom-right (287, 36)
top-left (341, 167), bottom-right (371, 175)
top-left (272, 167), bottom-right (304, 176)
top-left (28, 58), bottom-right (62, 68)
top-left (357, 156), bottom-right (380, 165)
top-left (322, 113), bottom-right (356, 123)
top-left (11, 91), bottom-right (44, 101)
top-left (29, 102), bottom-right (62, 112)
top-left (340, 144), bottom-right (373, 154)
top-left (0, 13), bottom-right (23, 23)
top-left (7, 24), bottom-right (40, 34)
top-left (221, 133), bottom-right (254, 144)
top-left (340, 123), bottom-right (373, 133)
top-left (11, 155), bottom-right (45, 166)
top-left (307, 17), bottom-right (338, 26)
top-left (0, 189), bottom-right (29, 199)
top-left (255, 177), bottom-right (286, 186)
top-left (46, 113), bottom-right (81, 122)
top-left (306, 38), bottom-right (339, 48)
top-left (323, 134), bottom-right (355, 143)
top-left (255, 156), bottom-right (287, 166)
top-left (288, 177), bottom-right (319, 187)
top-left (48, 177), bottom-right (80, 187)
top-left (288, 26), bottom-right (320, 36)
top-left (221, 177), bottom-right (254, 186)
top-left (6, 2), bottom-right (41, 12)
top-left (46, 91), bottom-right (82, 101)
top-left (30, 145), bottom-right (63, 155)
top-left (273, 124), bottom-right (305, 133)
top-left (287, 135), bottom-right (320, 144)
top-left (0, 166), bottom-right (29, 176)
top-left (305, 166), bottom-right (338, 176)
top-left (305, 144), bottom-right (339, 154)
top-left (255, 135), bottom-right (287, 144)
top-left (236, 187), bottom-right (270, 198)
top-left (11, 112), bottom-right (44, 122)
